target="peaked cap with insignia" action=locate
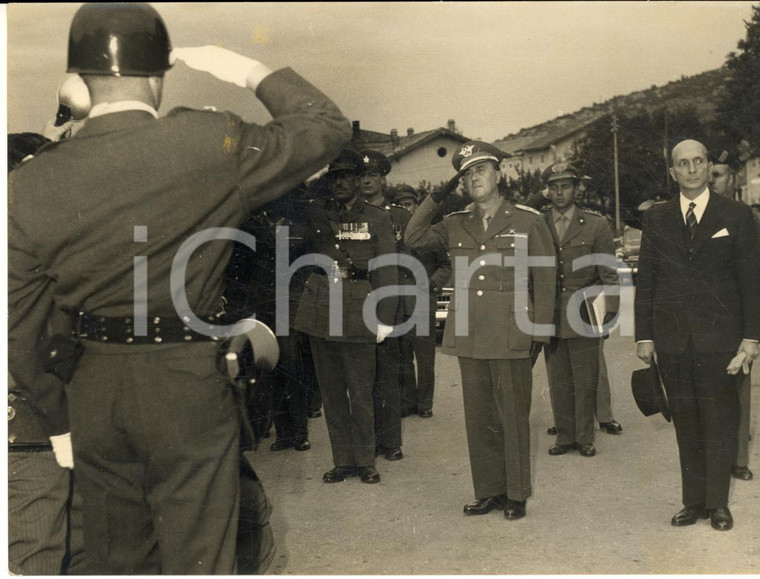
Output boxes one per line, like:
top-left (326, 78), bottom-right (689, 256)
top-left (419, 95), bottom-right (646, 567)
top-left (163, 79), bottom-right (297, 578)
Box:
top-left (327, 148), bottom-right (364, 175)
top-left (452, 140), bottom-right (506, 172)
top-left (542, 162), bottom-right (581, 184)
top-left (359, 149), bottom-right (392, 176)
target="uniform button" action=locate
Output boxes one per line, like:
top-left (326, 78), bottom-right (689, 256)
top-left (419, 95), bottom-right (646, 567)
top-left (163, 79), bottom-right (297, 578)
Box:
top-left (8, 393), bottom-right (16, 402)
top-left (558, 247), bottom-right (563, 251)
top-left (101, 336), bottom-right (108, 342)
top-left (476, 290), bottom-right (483, 296)
top-left (458, 242), bottom-right (462, 247)
top-left (182, 316), bottom-right (190, 323)
top-left (154, 336), bottom-right (163, 343)
top-left (153, 317), bottom-right (160, 324)
top-left (478, 275), bottom-right (485, 281)
top-left (480, 245), bottom-right (486, 250)
top-left (479, 260), bottom-right (486, 266)
top-left (334, 244), bottom-right (340, 249)
top-left (560, 274), bottom-right (564, 278)
top-left (561, 288), bottom-right (567, 292)
top-left (559, 261), bottom-right (564, 265)
top-left (126, 337), bottom-right (134, 344)
top-left (184, 335), bottom-right (193, 341)
top-left (511, 243), bottom-right (515, 248)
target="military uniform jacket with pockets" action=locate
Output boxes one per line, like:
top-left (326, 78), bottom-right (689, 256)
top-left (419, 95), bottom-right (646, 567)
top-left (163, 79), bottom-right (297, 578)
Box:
top-left (634, 193), bottom-right (760, 354)
top-left (8, 68), bottom-right (351, 435)
top-left (544, 206), bottom-right (620, 339)
top-left (293, 197), bottom-right (398, 343)
top-left (405, 196), bottom-right (556, 359)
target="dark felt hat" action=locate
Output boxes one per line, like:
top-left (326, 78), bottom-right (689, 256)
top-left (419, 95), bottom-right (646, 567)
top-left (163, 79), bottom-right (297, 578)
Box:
top-left (631, 362), bottom-right (671, 422)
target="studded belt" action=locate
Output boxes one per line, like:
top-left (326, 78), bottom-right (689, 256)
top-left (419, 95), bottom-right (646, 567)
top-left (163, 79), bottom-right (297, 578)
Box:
top-left (75, 310), bottom-right (223, 345)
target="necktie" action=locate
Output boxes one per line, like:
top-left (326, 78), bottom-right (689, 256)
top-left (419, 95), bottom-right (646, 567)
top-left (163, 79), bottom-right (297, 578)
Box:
top-left (685, 202), bottom-right (697, 240)
top-left (556, 215), bottom-right (569, 241)
top-left (483, 214), bottom-right (492, 232)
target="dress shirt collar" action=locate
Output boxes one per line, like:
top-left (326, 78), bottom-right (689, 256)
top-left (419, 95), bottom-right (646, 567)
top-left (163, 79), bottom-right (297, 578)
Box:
top-left (89, 101), bottom-right (159, 119)
top-left (679, 187), bottom-right (709, 224)
top-left (552, 204), bottom-right (576, 225)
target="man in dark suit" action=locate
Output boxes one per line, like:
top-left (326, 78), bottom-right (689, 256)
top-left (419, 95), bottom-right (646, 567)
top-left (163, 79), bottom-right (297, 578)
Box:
top-left (8, 4), bottom-right (350, 572)
top-left (635, 139), bottom-right (760, 531)
top-left (405, 141), bottom-right (556, 520)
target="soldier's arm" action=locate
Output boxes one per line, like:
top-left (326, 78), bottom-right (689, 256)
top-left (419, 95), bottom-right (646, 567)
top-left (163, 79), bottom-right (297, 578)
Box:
top-left (527, 216), bottom-right (557, 343)
top-left (634, 211), bottom-right (658, 343)
top-left (372, 211), bottom-right (400, 326)
top-left (430, 248), bottom-right (453, 291)
top-left (594, 218), bottom-right (620, 315)
top-left (734, 205), bottom-right (760, 342)
top-left (404, 196), bottom-right (449, 250)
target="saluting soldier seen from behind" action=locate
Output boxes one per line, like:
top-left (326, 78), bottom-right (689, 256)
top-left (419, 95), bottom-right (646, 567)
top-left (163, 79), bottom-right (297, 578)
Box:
top-left (8, 3), bottom-right (351, 573)
top-left (405, 141), bottom-right (556, 520)
top-left (358, 150), bottom-right (407, 460)
top-left (293, 149), bottom-right (398, 484)
top-left (540, 163), bottom-right (619, 459)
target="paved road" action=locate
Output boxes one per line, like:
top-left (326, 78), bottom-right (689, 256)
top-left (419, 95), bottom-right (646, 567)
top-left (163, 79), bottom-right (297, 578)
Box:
top-left (251, 331), bottom-right (760, 574)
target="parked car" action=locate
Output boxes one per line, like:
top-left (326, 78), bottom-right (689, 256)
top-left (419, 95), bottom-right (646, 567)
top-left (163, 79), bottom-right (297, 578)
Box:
top-left (615, 225), bottom-right (642, 282)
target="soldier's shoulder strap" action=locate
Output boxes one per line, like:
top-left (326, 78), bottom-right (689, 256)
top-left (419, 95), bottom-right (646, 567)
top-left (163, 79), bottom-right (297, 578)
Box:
top-left (514, 204), bottom-right (541, 215)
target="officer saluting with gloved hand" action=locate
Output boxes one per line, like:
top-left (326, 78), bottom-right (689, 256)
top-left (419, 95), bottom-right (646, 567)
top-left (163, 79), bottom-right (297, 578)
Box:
top-left (8, 3), bottom-right (350, 574)
top-left (405, 141), bottom-right (556, 521)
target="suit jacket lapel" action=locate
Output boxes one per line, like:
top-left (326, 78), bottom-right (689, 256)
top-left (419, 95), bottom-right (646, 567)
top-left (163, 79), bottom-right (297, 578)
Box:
top-left (690, 194), bottom-right (722, 253)
top-left (561, 209), bottom-right (584, 245)
top-left (462, 210), bottom-right (482, 243)
top-left (544, 211), bottom-right (561, 246)
top-left (661, 198), bottom-right (690, 260)
top-left (482, 200), bottom-right (513, 242)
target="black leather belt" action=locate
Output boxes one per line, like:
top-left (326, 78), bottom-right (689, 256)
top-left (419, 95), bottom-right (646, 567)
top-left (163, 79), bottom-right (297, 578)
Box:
top-left (75, 310), bottom-right (222, 345)
top-left (9, 443), bottom-right (53, 453)
top-left (315, 267), bottom-right (369, 282)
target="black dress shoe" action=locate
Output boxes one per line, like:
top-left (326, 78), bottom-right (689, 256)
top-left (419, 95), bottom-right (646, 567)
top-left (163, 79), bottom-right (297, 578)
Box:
top-left (546, 426), bottom-right (557, 435)
top-left (358, 466), bottom-right (380, 484)
top-left (732, 465), bottom-right (753, 481)
top-left (710, 507), bottom-right (733, 531)
top-left (322, 466), bottom-right (357, 483)
top-left (578, 443), bottom-right (596, 457)
top-left (270, 439), bottom-right (294, 451)
top-left (419, 409), bottom-right (433, 418)
top-left (308, 409), bottom-right (322, 419)
top-left (504, 499), bottom-right (526, 520)
top-left (463, 494), bottom-right (507, 515)
top-left (671, 505), bottom-right (709, 526)
top-left (383, 447), bottom-right (404, 461)
top-left (599, 420), bottom-right (622, 434)
top-left (548, 443), bottom-right (576, 455)
top-left (293, 439), bottom-right (311, 451)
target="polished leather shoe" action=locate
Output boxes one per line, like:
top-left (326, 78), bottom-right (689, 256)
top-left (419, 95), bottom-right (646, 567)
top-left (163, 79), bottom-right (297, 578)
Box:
top-left (293, 438), bottom-right (311, 451)
top-left (732, 465), bottom-right (753, 481)
top-left (463, 494), bottom-right (507, 515)
top-left (419, 409), bottom-right (433, 418)
top-left (270, 439), bottom-right (294, 451)
top-left (308, 409), bottom-right (322, 419)
top-left (671, 505), bottom-right (709, 526)
top-left (578, 443), bottom-right (597, 457)
top-left (599, 420), bottom-right (623, 434)
top-left (546, 426), bottom-right (557, 435)
top-left (710, 507), bottom-right (733, 531)
top-left (504, 499), bottom-right (526, 520)
top-left (548, 443), bottom-right (576, 455)
top-left (359, 466), bottom-right (380, 484)
top-left (323, 466), bottom-right (356, 483)
top-left (383, 447), bottom-right (404, 461)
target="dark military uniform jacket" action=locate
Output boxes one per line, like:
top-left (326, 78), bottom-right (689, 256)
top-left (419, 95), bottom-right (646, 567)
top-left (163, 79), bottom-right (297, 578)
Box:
top-left (544, 206), bottom-right (620, 339)
top-left (405, 196), bottom-right (556, 359)
top-left (8, 68), bottom-right (351, 435)
top-left (293, 196), bottom-right (398, 343)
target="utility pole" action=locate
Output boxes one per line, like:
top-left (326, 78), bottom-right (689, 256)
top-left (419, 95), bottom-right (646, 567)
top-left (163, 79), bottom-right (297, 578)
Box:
top-left (663, 112), bottom-right (671, 198)
top-left (611, 114), bottom-right (622, 236)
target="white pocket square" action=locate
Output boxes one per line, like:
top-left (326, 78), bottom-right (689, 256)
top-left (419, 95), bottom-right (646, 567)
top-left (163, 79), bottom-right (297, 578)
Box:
top-left (711, 228), bottom-right (729, 239)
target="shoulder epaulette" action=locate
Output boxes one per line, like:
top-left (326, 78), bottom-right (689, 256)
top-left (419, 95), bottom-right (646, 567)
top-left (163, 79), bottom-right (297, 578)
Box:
top-left (446, 208), bottom-right (472, 217)
top-left (514, 204), bottom-right (541, 215)
top-left (581, 208), bottom-right (605, 218)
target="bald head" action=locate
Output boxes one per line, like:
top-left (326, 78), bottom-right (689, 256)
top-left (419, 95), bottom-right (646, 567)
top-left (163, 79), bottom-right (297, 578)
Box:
top-left (669, 139), bottom-right (712, 198)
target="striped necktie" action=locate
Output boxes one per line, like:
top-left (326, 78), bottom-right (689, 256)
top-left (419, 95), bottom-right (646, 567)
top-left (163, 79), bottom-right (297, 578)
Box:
top-left (685, 202), bottom-right (697, 240)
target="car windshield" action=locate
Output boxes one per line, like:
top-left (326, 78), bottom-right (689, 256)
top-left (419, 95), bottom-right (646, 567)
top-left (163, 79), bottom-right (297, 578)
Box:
top-left (625, 228), bottom-right (642, 246)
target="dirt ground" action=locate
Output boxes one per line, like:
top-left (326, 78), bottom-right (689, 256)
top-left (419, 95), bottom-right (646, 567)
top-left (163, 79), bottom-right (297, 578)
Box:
top-left (249, 331), bottom-right (760, 575)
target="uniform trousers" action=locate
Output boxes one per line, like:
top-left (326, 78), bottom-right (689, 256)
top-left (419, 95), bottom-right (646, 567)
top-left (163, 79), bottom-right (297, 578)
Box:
top-left (458, 357), bottom-right (533, 502)
top-left (595, 340), bottom-right (615, 423)
top-left (735, 367), bottom-right (752, 468)
top-left (374, 337), bottom-right (403, 448)
top-left (271, 333), bottom-right (309, 443)
top-left (8, 452), bottom-right (88, 574)
top-left (545, 337), bottom-right (599, 446)
top-left (401, 292), bottom-right (437, 414)
top-left (67, 341), bottom-right (240, 575)
top-left (658, 341), bottom-right (739, 510)
top-left (309, 337), bottom-right (377, 467)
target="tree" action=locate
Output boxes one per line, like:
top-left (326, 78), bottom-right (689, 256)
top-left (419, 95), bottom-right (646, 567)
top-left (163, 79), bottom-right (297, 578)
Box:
top-left (715, 5), bottom-right (760, 158)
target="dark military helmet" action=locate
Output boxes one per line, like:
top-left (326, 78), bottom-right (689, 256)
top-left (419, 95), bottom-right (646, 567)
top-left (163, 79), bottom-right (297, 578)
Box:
top-left (67, 3), bottom-right (172, 76)
top-left (359, 150), bottom-right (392, 176)
top-left (327, 148), bottom-right (364, 175)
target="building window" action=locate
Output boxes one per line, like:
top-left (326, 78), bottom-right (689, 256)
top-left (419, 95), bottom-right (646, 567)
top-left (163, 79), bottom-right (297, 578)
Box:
top-left (437, 147), bottom-right (447, 158)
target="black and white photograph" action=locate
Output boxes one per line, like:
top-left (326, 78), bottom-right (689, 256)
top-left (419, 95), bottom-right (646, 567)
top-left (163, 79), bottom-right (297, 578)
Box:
top-left (4, 2), bottom-right (760, 575)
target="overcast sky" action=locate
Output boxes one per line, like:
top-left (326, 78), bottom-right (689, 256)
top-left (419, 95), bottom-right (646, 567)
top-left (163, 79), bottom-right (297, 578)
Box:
top-left (5, 2), bottom-right (756, 142)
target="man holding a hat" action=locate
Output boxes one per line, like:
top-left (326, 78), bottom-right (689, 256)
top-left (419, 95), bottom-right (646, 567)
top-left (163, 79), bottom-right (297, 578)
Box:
top-left (540, 163), bottom-right (619, 458)
top-left (405, 141), bottom-right (555, 520)
top-left (294, 148), bottom-right (397, 484)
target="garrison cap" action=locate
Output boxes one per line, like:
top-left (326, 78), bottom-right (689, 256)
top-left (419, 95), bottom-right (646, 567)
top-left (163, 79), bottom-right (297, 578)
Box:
top-left (359, 150), bottom-right (391, 176)
top-left (542, 162), bottom-right (581, 184)
top-left (708, 147), bottom-right (741, 171)
top-left (327, 148), bottom-right (364, 175)
top-left (452, 140), bottom-right (505, 172)
top-left (391, 185), bottom-right (418, 204)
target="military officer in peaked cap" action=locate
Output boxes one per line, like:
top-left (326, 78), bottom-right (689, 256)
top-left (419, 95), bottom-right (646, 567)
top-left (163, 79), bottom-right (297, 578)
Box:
top-left (540, 162), bottom-right (619, 459)
top-left (293, 148), bottom-right (398, 483)
top-left (358, 149), bottom-right (409, 459)
top-left (392, 185), bottom-right (419, 214)
top-left (405, 140), bottom-right (556, 520)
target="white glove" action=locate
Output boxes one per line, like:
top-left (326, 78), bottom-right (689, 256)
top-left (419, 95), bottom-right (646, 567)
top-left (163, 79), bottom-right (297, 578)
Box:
top-left (376, 324), bottom-right (394, 344)
top-left (172, 46), bottom-right (271, 89)
top-left (50, 432), bottom-right (74, 469)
